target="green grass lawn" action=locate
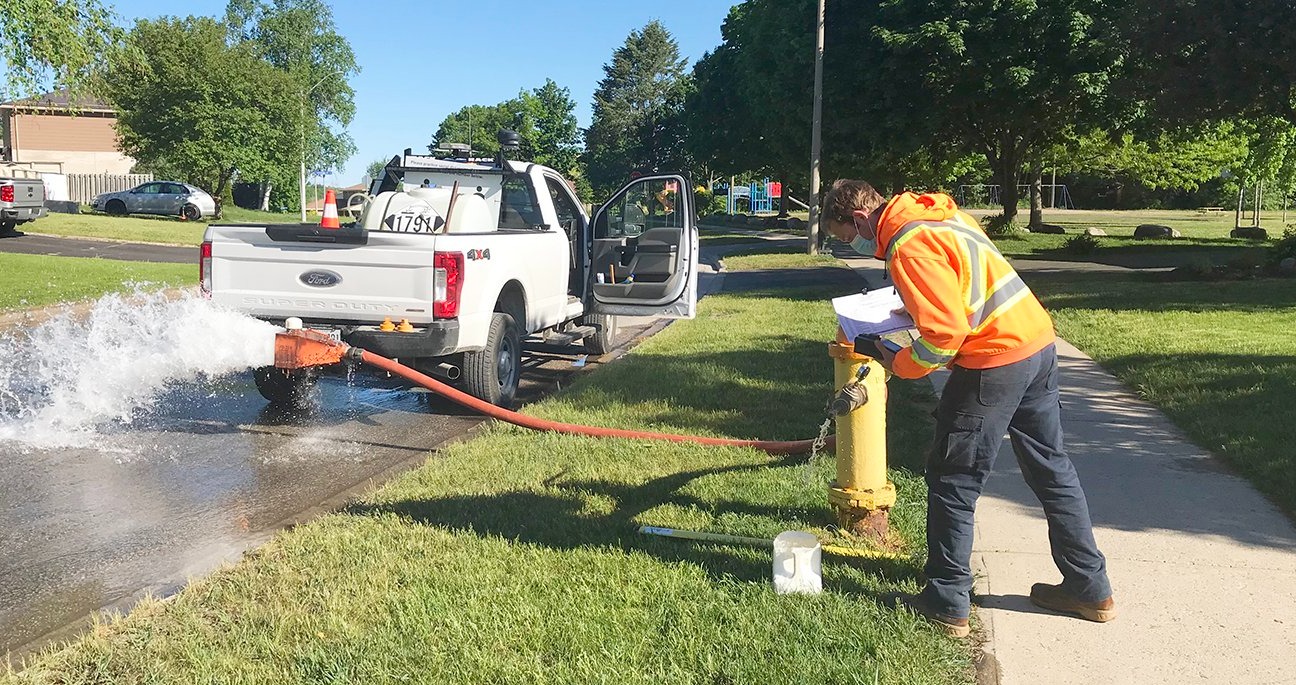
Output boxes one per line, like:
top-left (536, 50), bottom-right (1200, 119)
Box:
top-left (4, 266), bottom-right (973, 684)
top-left (969, 207), bottom-right (1291, 238)
top-left (1027, 271), bottom-right (1296, 515)
top-left (0, 254), bottom-right (194, 312)
top-left (30, 207), bottom-right (298, 246)
top-left (724, 250), bottom-right (842, 271)
top-left (954, 208), bottom-right (1279, 266)
top-left (697, 231), bottom-right (769, 247)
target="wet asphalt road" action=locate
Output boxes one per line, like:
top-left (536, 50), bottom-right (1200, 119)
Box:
top-left (0, 232), bottom-right (194, 263)
top-left (0, 321), bottom-right (657, 657)
top-left (0, 237), bottom-right (776, 658)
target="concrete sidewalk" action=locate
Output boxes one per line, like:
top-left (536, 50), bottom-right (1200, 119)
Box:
top-left (841, 256), bottom-right (1296, 684)
top-left (973, 339), bottom-right (1296, 684)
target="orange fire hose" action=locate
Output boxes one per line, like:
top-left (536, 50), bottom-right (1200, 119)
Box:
top-left (359, 350), bottom-right (831, 456)
top-left (272, 328), bottom-right (831, 456)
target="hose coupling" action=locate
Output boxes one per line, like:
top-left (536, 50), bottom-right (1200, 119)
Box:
top-left (831, 383), bottom-right (869, 416)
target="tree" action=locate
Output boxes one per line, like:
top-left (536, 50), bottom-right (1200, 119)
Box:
top-left (0, 0), bottom-right (120, 101)
top-left (429, 80), bottom-right (579, 172)
top-left (585, 21), bottom-right (692, 195)
top-left (102, 17), bottom-right (296, 200)
top-left (687, 0), bottom-right (980, 214)
top-left (516, 79), bottom-right (581, 174)
top-left (364, 157), bottom-right (389, 185)
top-left (430, 103), bottom-right (516, 158)
top-left (1120, 0), bottom-right (1296, 126)
top-left (225, 0), bottom-right (358, 179)
top-left (871, 0), bottom-right (1128, 225)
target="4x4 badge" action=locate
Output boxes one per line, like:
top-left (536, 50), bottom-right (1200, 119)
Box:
top-left (466, 249), bottom-right (491, 261)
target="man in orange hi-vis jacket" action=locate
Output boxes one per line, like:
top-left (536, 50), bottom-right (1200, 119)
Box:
top-left (823, 180), bottom-right (1115, 638)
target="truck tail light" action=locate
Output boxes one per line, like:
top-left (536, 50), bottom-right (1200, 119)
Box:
top-left (433, 251), bottom-right (464, 318)
top-left (200, 241), bottom-right (213, 297)
top-left (0, 184), bottom-right (13, 203)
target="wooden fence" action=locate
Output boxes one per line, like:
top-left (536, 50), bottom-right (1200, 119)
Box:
top-left (66, 173), bottom-right (153, 205)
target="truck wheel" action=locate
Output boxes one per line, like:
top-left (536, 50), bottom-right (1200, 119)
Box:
top-left (253, 366), bottom-right (318, 407)
top-left (584, 314), bottom-right (620, 355)
top-left (462, 313), bottom-right (521, 407)
top-left (106, 199), bottom-right (127, 215)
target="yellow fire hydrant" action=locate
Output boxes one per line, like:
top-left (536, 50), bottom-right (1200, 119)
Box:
top-left (827, 340), bottom-right (897, 539)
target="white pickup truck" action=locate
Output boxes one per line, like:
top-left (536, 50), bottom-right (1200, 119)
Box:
top-left (203, 148), bottom-right (698, 406)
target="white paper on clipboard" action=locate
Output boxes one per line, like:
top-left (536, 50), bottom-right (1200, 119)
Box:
top-left (832, 287), bottom-right (915, 340)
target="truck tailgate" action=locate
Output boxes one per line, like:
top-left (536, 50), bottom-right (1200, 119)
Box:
top-left (207, 226), bottom-right (440, 324)
top-left (0, 178), bottom-right (46, 208)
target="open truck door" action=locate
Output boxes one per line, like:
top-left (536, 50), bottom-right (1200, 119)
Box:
top-left (587, 174), bottom-right (698, 319)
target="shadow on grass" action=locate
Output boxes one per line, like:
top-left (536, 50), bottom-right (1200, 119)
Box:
top-left (344, 456), bottom-right (923, 596)
top-left (1025, 270), bottom-right (1296, 314)
top-left (718, 267), bottom-right (861, 295)
top-left (1020, 242), bottom-right (1269, 269)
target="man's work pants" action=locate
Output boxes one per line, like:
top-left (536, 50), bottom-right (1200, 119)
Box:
top-left (920, 344), bottom-right (1111, 618)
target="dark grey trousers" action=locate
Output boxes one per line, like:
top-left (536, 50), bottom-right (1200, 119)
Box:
top-left (920, 344), bottom-right (1111, 618)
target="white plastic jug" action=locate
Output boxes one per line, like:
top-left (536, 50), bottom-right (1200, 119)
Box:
top-left (772, 530), bottom-right (822, 595)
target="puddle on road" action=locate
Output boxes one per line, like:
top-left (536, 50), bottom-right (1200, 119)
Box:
top-left (0, 290), bottom-right (279, 449)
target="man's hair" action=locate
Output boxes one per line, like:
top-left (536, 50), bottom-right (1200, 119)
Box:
top-left (822, 179), bottom-right (887, 224)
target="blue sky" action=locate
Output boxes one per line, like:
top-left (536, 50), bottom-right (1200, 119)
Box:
top-left (107, 0), bottom-right (737, 186)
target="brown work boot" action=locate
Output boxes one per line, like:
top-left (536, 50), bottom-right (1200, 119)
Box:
top-left (1029, 583), bottom-right (1117, 622)
top-left (883, 592), bottom-right (971, 638)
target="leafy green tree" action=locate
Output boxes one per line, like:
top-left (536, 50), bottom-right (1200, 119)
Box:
top-left (1120, 0), bottom-right (1296, 126)
top-left (430, 80), bottom-right (580, 176)
top-left (430, 103), bottom-right (516, 158)
top-left (364, 157), bottom-right (390, 185)
top-left (585, 21), bottom-right (692, 195)
top-left (516, 79), bottom-right (581, 174)
top-left (225, 0), bottom-right (358, 178)
top-left (871, 0), bottom-right (1127, 223)
top-left (102, 17), bottom-right (296, 200)
top-left (1053, 126), bottom-right (1245, 192)
top-left (687, 0), bottom-right (980, 217)
top-left (688, 3), bottom-right (805, 184)
top-left (0, 0), bottom-right (120, 101)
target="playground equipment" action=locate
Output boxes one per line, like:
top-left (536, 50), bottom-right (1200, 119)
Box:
top-left (956, 184), bottom-right (1075, 210)
top-left (724, 178), bottom-right (783, 214)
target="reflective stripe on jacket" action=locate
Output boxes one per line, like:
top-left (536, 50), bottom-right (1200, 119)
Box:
top-left (872, 193), bottom-right (1055, 379)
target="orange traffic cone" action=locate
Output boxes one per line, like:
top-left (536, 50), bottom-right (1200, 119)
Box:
top-left (320, 189), bottom-right (340, 229)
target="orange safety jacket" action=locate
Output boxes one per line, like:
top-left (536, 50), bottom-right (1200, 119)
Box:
top-left (869, 192), bottom-right (1055, 379)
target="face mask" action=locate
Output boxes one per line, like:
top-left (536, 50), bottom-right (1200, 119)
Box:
top-left (849, 218), bottom-right (877, 256)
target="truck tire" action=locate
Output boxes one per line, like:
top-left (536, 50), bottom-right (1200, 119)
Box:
top-left (584, 314), bottom-right (620, 355)
top-left (106, 199), bottom-right (127, 215)
top-left (253, 366), bottom-right (318, 408)
top-left (462, 312), bottom-right (521, 406)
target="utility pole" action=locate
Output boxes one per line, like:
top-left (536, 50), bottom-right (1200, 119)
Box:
top-left (1050, 157), bottom-right (1057, 209)
top-left (299, 71), bottom-right (336, 223)
top-left (807, 0), bottom-right (826, 255)
top-left (299, 93), bottom-right (307, 223)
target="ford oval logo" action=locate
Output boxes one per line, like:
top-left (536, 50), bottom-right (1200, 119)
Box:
top-left (300, 270), bottom-right (342, 288)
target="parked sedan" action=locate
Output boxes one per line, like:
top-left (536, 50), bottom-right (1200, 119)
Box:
top-left (91, 182), bottom-right (218, 221)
